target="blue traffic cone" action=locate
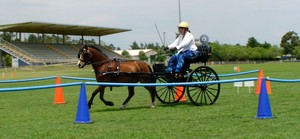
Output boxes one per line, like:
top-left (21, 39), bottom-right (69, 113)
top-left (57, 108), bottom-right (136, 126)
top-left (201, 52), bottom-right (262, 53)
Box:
top-left (256, 78), bottom-right (274, 119)
top-left (74, 83), bottom-right (93, 124)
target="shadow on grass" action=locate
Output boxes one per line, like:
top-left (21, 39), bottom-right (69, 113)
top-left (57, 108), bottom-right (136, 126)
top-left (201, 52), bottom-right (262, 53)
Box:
top-left (92, 106), bottom-right (154, 112)
top-left (157, 101), bottom-right (222, 107)
top-left (91, 101), bottom-right (221, 113)
top-left (158, 101), bottom-right (194, 107)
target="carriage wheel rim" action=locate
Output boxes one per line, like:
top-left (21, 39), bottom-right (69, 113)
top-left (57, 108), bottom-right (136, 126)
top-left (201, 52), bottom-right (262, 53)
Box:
top-left (187, 66), bottom-right (221, 106)
top-left (155, 77), bottom-right (185, 104)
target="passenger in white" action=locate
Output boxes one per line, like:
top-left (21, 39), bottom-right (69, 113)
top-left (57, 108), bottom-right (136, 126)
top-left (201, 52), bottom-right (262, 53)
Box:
top-left (165, 21), bottom-right (197, 73)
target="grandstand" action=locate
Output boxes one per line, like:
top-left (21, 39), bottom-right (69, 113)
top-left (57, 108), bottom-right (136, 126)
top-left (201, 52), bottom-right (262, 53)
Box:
top-left (0, 22), bottom-right (130, 67)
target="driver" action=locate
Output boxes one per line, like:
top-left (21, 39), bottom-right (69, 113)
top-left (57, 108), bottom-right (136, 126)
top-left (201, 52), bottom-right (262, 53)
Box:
top-left (165, 21), bottom-right (197, 73)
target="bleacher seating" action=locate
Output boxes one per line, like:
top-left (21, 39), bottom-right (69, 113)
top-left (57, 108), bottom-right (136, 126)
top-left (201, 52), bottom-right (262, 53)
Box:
top-left (13, 43), bottom-right (62, 58)
top-left (7, 42), bottom-right (123, 65)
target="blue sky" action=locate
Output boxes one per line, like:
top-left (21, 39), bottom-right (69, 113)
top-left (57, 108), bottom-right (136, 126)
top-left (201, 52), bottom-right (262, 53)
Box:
top-left (0, 0), bottom-right (299, 49)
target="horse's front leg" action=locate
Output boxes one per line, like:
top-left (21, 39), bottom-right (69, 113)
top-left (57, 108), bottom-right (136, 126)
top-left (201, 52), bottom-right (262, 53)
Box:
top-left (99, 86), bottom-right (114, 106)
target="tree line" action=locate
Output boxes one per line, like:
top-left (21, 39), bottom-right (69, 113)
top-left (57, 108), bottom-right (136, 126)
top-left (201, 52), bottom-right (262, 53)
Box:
top-left (124, 31), bottom-right (300, 62)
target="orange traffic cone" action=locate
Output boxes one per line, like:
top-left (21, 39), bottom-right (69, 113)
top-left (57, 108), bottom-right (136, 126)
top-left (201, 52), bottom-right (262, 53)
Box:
top-left (237, 66), bottom-right (241, 72)
top-left (175, 86), bottom-right (187, 102)
top-left (11, 72), bottom-right (15, 78)
top-left (256, 70), bottom-right (264, 95)
top-left (266, 76), bottom-right (272, 94)
top-left (54, 76), bottom-right (66, 104)
top-left (1, 72), bottom-right (5, 79)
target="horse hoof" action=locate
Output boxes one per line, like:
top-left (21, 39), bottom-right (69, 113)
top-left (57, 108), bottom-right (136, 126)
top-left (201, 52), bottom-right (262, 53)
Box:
top-left (150, 102), bottom-right (156, 108)
top-left (88, 103), bottom-right (92, 109)
top-left (106, 101), bottom-right (114, 106)
top-left (120, 104), bottom-right (127, 109)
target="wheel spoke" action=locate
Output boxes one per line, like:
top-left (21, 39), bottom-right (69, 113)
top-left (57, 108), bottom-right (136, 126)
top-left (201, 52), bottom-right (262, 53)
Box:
top-left (163, 89), bottom-right (169, 102)
top-left (159, 88), bottom-right (168, 98)
top-left (195, 90), bottom-right (202, 104)
top-left (203, 90), bottom-right (208, 105)
top-left (207, 87), bottom-right (219, 91)
top-left (188, 87), bottom-right (199, 92)
top-left (157, 87), bottom-right (166, 92)
top-left (206, 71), bottom-right (212, 81)
top-left (200, 71), bottom-right (205, 81)
top-left (171, 87), bottom-right (175, 101)
top-left (158, 78), bottom-right (166, 83)
top-left (195, 72), bottom-right (202, 82)
top-left (156, 77), bottom-right (181, 104)
top-left (200, 90), bottom-right (204, 105)
top-left (206, 88), bottom-right (217, 98)
top-left (174, 86), bottom-right (183, 98)
top-left (204, 90), bottom-right (213, 104)
top-left (168, 89), bottom-right (171, 102)
top-left (191, 89), bottom-right (200, 98)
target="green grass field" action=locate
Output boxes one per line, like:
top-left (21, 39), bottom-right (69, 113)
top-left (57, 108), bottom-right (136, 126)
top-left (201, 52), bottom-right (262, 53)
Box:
top-left (0, 62), bottom-right (300, 139)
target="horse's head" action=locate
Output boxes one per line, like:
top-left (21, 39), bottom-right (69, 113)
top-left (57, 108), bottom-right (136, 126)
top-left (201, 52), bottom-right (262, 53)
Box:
top-left (77, 45), bottom-right (93, 68)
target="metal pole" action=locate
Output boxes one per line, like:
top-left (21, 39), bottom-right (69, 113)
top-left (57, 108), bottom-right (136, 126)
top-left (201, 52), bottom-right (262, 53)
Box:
top-left (178, 0), bottom-right (182, 23)
top-left (0, 50), bottom-right (2, 68)
top-left (42, 33), bottom-right (45, 43)
top-left (98, 36), bottom-right (101, 45)
top-left (62, 34), bottom-right (65, 44)
top-left (154, 24), bottom-right (164, 46)
top-left (19, 32), bottom-right (21, 42)
top-left (163, 32), bottom-right (166, 46)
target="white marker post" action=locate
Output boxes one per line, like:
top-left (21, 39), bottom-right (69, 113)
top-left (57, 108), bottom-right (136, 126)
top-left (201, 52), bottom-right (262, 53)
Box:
top-left (234, 81), bottom-right (243, 93)
top-left (233, 66), bottom-right (237, 72)
top-left (244, 81), bottom-right (254, 94)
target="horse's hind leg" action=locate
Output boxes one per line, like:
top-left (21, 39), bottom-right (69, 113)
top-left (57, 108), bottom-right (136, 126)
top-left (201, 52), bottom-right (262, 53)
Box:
top-left (120, 86), bottom-right (135, 109)
top-left (88, 86), bottom-right (102, 109)
top-left (145, 86), bottom-right (156, 108)
top-left (99, 86), bottom-right (114, 106)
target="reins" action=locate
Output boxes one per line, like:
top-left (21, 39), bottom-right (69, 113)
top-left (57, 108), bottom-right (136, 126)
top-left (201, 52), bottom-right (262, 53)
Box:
top-left (90, 59), bottom-right (111, 66)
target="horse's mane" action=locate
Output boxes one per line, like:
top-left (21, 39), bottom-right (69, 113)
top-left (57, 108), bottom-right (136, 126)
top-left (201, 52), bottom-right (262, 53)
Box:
top-left (85, 45), bottom-right (109, 58)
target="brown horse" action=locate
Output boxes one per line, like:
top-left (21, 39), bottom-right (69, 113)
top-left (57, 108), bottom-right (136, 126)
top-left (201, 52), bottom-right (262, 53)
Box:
top-left (77, 45), bottom-right (156, 109)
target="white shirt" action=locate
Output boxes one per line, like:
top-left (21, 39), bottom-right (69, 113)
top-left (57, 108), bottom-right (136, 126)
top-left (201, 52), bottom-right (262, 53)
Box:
top-left (168, 32), bottom-right (198, 53)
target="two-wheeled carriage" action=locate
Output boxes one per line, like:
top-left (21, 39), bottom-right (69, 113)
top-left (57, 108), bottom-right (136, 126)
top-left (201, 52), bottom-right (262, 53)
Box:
top-left (152, 35), bottom-right (221, 106)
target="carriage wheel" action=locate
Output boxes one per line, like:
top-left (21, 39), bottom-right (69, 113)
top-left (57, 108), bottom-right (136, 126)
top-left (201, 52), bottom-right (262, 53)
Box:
top-left (187, 66), bottom-right (221, 106)
top-left (155, 77), bottom-right (184, 104)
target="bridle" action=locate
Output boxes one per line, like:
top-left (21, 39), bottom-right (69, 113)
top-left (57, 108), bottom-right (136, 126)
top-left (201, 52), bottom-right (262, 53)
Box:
top-left (78, 46), bottom-right (111, 67)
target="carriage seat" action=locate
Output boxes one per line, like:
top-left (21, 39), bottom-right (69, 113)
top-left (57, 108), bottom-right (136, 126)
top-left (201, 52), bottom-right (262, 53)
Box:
top-left (190, 44), bottom-right (212, 63)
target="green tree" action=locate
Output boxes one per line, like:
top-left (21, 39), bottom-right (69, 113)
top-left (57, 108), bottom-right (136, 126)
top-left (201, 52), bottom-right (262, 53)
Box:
top-left (280, 31), bottom-right (299, 55)
top-left (1, 52), bottom-right (12, 67)
top-left (138, 51), bottom-right (148, 61)
top-left (155, 48), bottom-right (167, 62)
top-left (130, 41), bottom-right (140, 49)
top-left (84, 39), bottom-right (96, 45)
top-left (27, 34), bottom-right (39, 43)
top-left (261, 41), bottom-right (272, 49)
top-left (247, 37), bottom-right (260, 48)
top-left (293, 47), bottom-right (300, 59)
top-left (121, 50), bottom-right (131, 59)
top-left (0, 32), bottom-right (15, 42)
top-left (140, 43), bottom-right (144, 49)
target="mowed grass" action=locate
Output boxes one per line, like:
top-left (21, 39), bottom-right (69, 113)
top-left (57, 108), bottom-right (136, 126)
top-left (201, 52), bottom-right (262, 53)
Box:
top-left (0, 62), bottom-right (300, 139)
